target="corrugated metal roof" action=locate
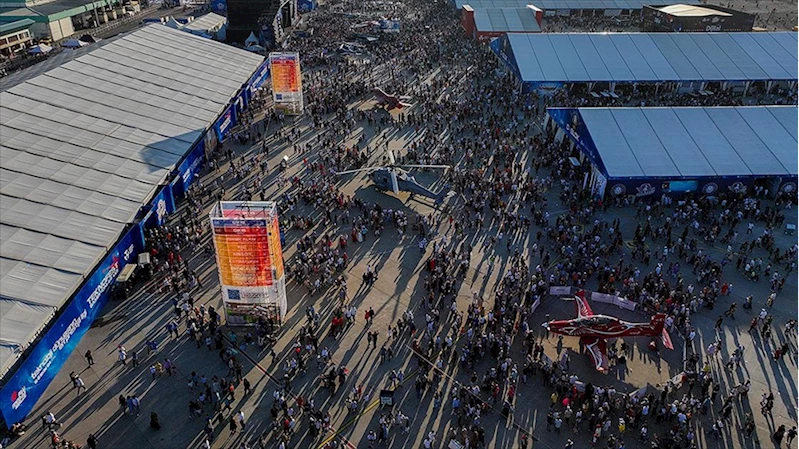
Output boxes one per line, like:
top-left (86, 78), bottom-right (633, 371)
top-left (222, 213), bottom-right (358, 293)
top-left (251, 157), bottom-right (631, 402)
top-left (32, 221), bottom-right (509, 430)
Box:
top-left (0, 24), bottom-right (264, 376)
top-left (456, 0), bottom-right (696, 9)
top-left (496, 32), bottom-right (798, 83)
top-left (551, 106), bottom-right (798, 179)
top-left (473, 7), bottom-right (541, 33)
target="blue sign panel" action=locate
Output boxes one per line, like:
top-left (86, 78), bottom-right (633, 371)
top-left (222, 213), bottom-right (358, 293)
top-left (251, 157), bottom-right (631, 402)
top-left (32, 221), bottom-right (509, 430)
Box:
top-left (146, 186), bottom-right (176, 228)
top-left (210, 0), bottom-right (226, 13)
top-left (174, 139), bottom-right (205, 196)
top-left (214, 104), bottom-right (237, 141)
top-left (298, 0), bottom-right (316, 12)
top-left (0, 228), bottom-right (141, 426)
top-left (547, 108), bottom-right (608, 177)
top-left (248, 60), bottom-right (271, 92)
top-left (490, 35), bottom-right (521, 81)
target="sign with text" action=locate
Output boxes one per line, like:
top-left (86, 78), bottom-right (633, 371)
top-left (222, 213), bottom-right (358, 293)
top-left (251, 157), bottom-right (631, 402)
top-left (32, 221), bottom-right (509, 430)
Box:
top-left (0, 228), bottom-right (141, 425)
top-left (209, 202), bottom-right (288, 324)
top-left (269, 52), bottom-right (304, 115)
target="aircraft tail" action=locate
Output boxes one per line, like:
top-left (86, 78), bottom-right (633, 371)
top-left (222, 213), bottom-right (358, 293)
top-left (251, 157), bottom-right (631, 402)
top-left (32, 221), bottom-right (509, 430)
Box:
top-left (651, 313), bottom-right (674, 350)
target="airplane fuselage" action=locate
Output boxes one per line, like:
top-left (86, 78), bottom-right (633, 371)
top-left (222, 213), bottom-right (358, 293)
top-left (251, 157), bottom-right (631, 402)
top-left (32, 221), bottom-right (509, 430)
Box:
top-left (547, 315), bottom-right (659, 339)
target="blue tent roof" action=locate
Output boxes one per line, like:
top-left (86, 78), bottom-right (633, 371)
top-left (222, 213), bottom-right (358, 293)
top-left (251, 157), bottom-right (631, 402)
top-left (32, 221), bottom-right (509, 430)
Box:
top-left (473, 7), bottom-right (541, 33)
top-left (550, 106), bottom-right (798, 179)
top-left (495, 32), bottom-right (798, 83)
top-left (455, 0), bottom-right (692, 9)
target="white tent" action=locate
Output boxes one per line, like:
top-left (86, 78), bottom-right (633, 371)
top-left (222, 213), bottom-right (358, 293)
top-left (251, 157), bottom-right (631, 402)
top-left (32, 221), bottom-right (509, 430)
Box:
top-left (165, 16), bottom-right (184, 30)
top-left (27, 44), bottom-right (52, 54)
top-left (245, 32), bottom-right (259, 47)
top-left (62, 38), bottom-right (89, 48)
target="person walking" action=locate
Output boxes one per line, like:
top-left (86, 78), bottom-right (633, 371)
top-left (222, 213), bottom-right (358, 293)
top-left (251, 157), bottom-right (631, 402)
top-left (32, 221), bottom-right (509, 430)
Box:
top-left (85, 350), bottom-right (94, 366)
top-left (236, 410), bottom-right (246, 430)
top-left (774, 424), bottom-right (786, 445)
top-left (118, 346), bottom-right (127, 366)
top-left (229, 415), bottom-right (238, 435)
top-left (73, 374), bottom-right (87, 395)
top-left (786, 426), bottom-right (798, 446)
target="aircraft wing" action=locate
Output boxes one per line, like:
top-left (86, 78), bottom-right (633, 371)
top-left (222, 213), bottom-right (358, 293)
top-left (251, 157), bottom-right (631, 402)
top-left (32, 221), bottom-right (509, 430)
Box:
top-left (661, 329), bottom-right (674, 350)
top-left (582, 337), bottom-right (609, 373)
top-left (574, 290), bottom-right (594, 318)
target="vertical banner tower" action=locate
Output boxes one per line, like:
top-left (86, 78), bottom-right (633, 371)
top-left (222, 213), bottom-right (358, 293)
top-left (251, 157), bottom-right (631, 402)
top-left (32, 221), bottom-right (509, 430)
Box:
top-left (269, 51), bottom-right (304, 115)
top-left (209, 201), bottom-right (287, 326)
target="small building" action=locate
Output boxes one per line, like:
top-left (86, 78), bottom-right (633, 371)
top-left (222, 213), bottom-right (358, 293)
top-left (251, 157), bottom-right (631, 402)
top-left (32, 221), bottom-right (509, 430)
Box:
top-left (461, 5), bottom-right (541, 41)
top-left (642, 4), bottom-right (755, 32)
top-left (0, 0), bottom-right (141, 41)
top-left (546, 106), bottom-right (798, 199)
top-left (0, 18), bottom-right (34, 56)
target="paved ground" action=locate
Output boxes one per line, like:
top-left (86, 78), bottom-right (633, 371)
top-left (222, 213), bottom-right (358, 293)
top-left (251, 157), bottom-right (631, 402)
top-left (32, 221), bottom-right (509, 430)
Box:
top-left (8, 84), bottom-right (798, 449)
top-left (5, 5), bottom-right (798, 449)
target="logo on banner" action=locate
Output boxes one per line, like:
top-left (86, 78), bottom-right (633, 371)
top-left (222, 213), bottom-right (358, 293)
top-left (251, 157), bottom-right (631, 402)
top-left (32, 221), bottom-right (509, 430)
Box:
top-left (10, 387), bottom-right (26, 410)
top-left (702, 183), bottom-right (718, 195)
top-left (220, 113), bottom-right (232, 135)
top-left (156, 199), bottom-right (167, 223)
top-left (781, 182), bottom-right (796, 193)
top-left (728, 182), bottom-right (747, 194)
top-left (611, 184), bottom-right (626, 196)
top-left (635, 183), bottom-right (656, 197)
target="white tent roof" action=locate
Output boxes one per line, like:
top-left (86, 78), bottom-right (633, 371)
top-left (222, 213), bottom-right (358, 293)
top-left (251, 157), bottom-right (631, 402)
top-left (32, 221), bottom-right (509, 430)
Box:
top-left (554, 106), bottom-right (798, 179)
top-left (655, 4), bottom-right (732, 16)
top-left (498, 32), bottom-right (798, 83)
top-left (0, 24), bottom-right (264, 377)
top-left (473, 7), bottom-right (541, 33)
top-left (456, 0), bottom-right (694, 9)
top-left (183, 12), bottom-right (227, 33)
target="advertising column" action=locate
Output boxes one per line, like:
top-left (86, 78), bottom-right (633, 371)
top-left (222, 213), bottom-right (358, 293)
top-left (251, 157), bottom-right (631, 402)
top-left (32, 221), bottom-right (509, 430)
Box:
top-left (269, 52), bottom-right (304, 115)
top-left (210, 202), bottom-right (287, 326)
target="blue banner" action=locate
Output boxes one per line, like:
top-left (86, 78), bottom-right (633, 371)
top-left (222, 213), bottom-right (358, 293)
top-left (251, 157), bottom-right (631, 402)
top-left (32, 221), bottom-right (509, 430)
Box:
top-left (297, 0), bottom-right (316, 12)
top-left (174, 139), bottom-right (205, 196)
top-left (547, 108), bottom-right (608, 177)
top-left (214, 104), bottom-right (237, 141)
top-left (0, 228), bottom-right (142, 426)
top-left (248, 60), bottom-right (271, 92)
top-left (146, 186), bottom-right (176, 228)
top-left (210, 0), bottom-right (226, 14)
top-left (490, 35), bottom-right (521, 81)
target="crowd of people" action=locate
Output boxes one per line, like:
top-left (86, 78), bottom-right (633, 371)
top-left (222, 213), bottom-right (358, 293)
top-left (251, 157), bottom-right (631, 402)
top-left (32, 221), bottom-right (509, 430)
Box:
top-left (10, 0), bottom-right (797, 447)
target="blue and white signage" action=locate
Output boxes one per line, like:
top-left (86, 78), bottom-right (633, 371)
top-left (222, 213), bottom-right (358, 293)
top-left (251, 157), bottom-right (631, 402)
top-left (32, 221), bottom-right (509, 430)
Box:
top-left (214, 104), bottom-right (237, 141)
top-left (0, 228), bottom-right (142, 425)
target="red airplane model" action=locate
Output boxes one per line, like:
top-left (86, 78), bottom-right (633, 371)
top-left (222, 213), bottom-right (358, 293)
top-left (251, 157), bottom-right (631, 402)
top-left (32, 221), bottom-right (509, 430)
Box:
top-left (543, 290), bottom-right (674, 373)
top-left (374, 88), bottom-right (412, 110)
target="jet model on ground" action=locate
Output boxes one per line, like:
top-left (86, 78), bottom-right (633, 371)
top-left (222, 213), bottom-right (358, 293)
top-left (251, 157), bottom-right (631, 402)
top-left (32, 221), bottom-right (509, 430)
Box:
top-left (374, 88), bottom-right (412, 110)
top-left (336, 149), bottom-right (449, 203)
top-left (543, 290), bottom-right (674, 373)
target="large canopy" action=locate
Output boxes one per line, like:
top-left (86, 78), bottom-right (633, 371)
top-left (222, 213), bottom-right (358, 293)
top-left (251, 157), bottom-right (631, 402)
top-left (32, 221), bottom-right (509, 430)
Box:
top-left (552, 106), bottom-right (798, 179)
top-left (473, 7), bottom-right (541, 33)
top-left (494, 32), bottom-right (798, 83)
top-left (0, 24), bottom-right (264, 377)
top-left (455, 0), bottom-right (695, 10)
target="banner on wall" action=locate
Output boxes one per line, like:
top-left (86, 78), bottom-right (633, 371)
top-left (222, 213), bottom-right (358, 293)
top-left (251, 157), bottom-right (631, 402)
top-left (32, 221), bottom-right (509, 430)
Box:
top-left (146, 186), bottom-right (176, 228)
top-left (0, 228), bottom-right (141, 425)
top-left (175, 139), bottom-right (205, 196)
top-left (269, 52), bottom-right (304, 115)
top-left (248, 60), bottom-right (271, 93)
top-left (547, 108), bottom-right (607, 176)
top-left (214, 104), bottom-right (237, 141)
